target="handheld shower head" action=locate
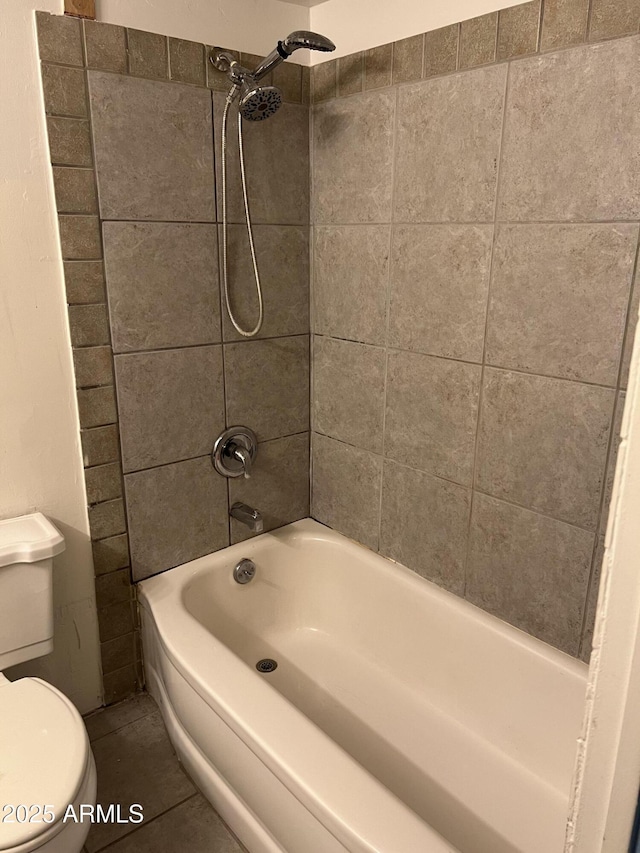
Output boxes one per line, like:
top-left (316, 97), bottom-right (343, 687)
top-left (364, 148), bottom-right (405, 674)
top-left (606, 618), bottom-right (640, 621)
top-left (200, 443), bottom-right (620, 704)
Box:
top-left (251, 30), bottom-right (336, 81)
top-left (281, 31), bottom-right (336, 55)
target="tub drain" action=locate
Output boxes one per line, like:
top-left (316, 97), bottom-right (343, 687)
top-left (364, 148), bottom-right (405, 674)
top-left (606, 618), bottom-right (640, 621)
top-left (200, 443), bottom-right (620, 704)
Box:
top-left (256, 658), bottom-right (278, 673)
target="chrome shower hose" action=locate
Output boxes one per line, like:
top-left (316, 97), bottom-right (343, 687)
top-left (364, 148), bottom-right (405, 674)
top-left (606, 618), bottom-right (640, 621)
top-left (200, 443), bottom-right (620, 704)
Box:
top-left (221, 85), bottom-right (264, 338)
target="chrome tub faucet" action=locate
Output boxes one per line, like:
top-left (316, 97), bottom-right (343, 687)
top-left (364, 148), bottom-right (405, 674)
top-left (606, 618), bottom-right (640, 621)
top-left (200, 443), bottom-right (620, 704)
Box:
top-left (230, 502), bottom-right (263, 533)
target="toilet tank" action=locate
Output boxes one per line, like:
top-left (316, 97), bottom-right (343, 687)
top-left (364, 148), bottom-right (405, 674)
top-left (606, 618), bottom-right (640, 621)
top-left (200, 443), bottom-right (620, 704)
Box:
top-left (0, 513), bottom-right (65, 669)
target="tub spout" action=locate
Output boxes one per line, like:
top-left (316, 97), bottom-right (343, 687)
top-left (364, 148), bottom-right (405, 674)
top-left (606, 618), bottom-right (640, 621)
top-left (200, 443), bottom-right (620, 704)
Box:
top-left (230, 502), bottom-right (263, 533)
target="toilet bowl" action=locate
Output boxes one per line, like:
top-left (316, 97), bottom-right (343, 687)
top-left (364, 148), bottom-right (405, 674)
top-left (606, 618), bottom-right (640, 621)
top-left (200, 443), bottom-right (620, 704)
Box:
top-left (0, 514), bottom-right (97, 853)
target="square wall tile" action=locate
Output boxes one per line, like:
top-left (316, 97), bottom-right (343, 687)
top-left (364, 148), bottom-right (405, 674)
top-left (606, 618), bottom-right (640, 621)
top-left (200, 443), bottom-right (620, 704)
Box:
top-left (127, 29), bottom-right (169, 79)
top-left (224, 336), bottom-right (309, 441)
top-left (394, 64), bottom-right (506, 223)
top-left (392, 35), bottom-right (424, 85)
top-left (313, 90), bottom-right (395, 224)
top-left (125, 457), bottom-right (229, 580)
top-left (68, 304), bottom-right (110, 347)
top-left (169, 38), bottom-right (205, 86)
top-left (36, 12), bottom-right (83, 66)
top-left (497, 1), bottom-right (541, 60)
top-left (74, 346), bottom-right (114, 388)
top-left (338, 53), bottom-right (364, 96)
top-left (59, 215), bottom-right (101, 260)
top-left (364, 44), bottom-right (393, 90)
top-left (85, 462), bottom-right (122, 504)
top-left (540, 0), bottom-right (589, 50)
top-left (98, 599), bottom-right (136, 643)
top-left (589, 0), bottom-right (640, 40)
top-left (214, 96), bottom-right (309, 225)
top-left (498, 38), bottom-right (640, 221)
top-left (103, 222), bottom-right (220, 352)
top-left (115, 346), bottom-right (224, 473)
top-left (92, 533), bottom-right (130, 575)
top-left (459, 13), bottom-right (498, 69)
top-left (84, 21), bottom-right (128, 73)
top-left (89, 498), bottom-right (126, 540)
top-left (313, 336), bottom-right (386, 453)
top-left (221, 225), bottom-right (309, 341)
top-left (78, 386), bottom-right (117, 429)
top-left (389, 225), bottom-right (493, 362)
top-left (380, 463), bottom-right (471, 595)
top-left (423, 25), bottom-right (459, 78)
top-left (42, 64), bottom-right (87, 118)
top-left (385, 350), bottom-right (481, 486)
top-left (95, 570), bottom-right (131, 617)
top-left (467, 494), bottom-right (594, 655)
top-left (313, 225), bottom-right (390, 344)
top-left (476, 368), bottom-right (615, 530)
top-left (486, 224), bottom-right (637, 384)
top-left (229, 433), bottom-right (309, 543)
top-left (53, 167), bottom-right (98, 215)
top-left (312, 433), bottom-right (382, 551)
top-left (47, 117), bottom-right (93, 167)
top-left (312, 60), bottom-right (337, 102)
top-left (82, 424), bottom-right (120, 467)
top-left (89, 72), bottom-right (214, 221)
top-left (64, 261), bottom-right (105, 304)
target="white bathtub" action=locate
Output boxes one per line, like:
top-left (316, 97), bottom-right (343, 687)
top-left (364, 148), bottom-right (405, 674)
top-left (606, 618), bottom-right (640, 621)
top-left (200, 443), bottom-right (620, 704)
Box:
top-left (138, 519), bottom-right (587, 853)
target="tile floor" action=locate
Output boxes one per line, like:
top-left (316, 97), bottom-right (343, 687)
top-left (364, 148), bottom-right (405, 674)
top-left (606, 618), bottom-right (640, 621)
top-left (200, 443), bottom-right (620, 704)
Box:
top-left (82, 693), bottom-right (244, 852)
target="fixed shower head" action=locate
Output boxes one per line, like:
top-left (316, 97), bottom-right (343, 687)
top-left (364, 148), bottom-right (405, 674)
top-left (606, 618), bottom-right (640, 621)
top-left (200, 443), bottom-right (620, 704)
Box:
top-left (239, 81), bottom-right (283, 121)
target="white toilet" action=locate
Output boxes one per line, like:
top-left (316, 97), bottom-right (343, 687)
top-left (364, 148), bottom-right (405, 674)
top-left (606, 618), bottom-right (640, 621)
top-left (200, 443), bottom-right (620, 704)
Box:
top-left (0, 513), bottom-right (97, 853)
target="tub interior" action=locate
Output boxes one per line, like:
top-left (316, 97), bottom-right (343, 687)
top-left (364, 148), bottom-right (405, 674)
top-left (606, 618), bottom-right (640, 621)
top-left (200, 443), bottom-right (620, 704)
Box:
top-left (182, 526), bottom-right (586, 853)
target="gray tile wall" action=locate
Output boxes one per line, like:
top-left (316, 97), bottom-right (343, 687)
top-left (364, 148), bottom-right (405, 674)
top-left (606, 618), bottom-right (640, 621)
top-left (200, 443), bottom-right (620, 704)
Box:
top-left (37, 12), bottom-right (310, 704)
top-left (310, 12), bottom-right (640, 660)
top-left (37, 0), bottom-right (640, 697)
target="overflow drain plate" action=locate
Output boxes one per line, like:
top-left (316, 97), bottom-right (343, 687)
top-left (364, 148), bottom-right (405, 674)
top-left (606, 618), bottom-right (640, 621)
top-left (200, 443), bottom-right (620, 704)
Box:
top-left (256, 658), bottom-right (278, 673)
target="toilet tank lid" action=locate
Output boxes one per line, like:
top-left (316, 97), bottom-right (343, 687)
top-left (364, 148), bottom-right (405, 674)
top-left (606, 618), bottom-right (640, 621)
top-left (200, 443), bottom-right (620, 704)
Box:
top-left (0, 513), bottom-right (65, 568)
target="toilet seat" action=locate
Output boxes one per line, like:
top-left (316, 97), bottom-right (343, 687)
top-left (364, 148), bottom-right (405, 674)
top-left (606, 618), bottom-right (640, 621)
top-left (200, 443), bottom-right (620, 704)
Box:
top-left (0, 678), bottom-right (90, 852)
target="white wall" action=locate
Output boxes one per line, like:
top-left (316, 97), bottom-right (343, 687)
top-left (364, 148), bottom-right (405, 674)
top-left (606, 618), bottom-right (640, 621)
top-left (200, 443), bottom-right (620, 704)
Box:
top-left (98, 0), bottom-right (309, 60)
top-left (0, 1), bottom-right (102, 712)
top-left (310, 0), bottom-right (530, 61)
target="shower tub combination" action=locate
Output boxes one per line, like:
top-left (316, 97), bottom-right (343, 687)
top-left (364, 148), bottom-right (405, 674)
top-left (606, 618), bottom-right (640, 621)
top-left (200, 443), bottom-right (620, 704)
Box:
top-left (139, 519), bottom-right (587, 853)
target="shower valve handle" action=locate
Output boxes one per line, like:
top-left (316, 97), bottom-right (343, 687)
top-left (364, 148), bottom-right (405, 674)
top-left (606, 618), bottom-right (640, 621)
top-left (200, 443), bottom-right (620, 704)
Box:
top-left (212, 426), bottom-right (258, 479)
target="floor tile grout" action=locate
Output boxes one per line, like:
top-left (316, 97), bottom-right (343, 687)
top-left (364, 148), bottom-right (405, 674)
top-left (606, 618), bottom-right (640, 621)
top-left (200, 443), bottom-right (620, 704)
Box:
top-left (92, 793), bottom-right (198, 852)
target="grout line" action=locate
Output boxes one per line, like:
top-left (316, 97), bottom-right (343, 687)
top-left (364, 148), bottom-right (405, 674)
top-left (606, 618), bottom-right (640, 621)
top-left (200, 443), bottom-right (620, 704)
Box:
top-left (462, 59), bottom-right (507, 597)
top-left (105, 334), bottom-right (308, 359)
top-left (312, 428), bottom-right (601, 536)
top-left (86, 696), bottom-right (157, 745)
top-left (376, 83), bottom-right (400, 553)
top-left (585, 0), bottom-right (595, 43)
top-left (122, 432), bottom-right (310, 480)
top-left (311, 332), bottom-right (621, 391)
top-left (94, 794), bottom-right (198, 852)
